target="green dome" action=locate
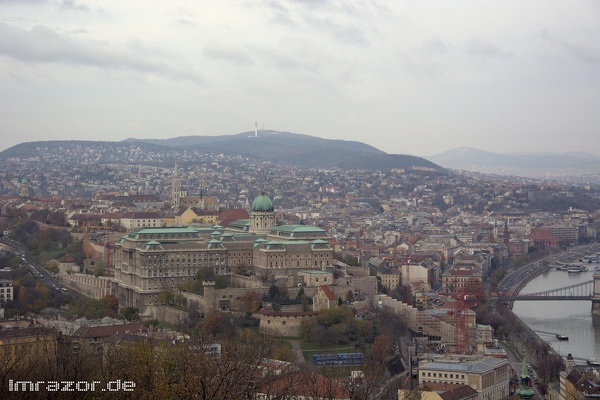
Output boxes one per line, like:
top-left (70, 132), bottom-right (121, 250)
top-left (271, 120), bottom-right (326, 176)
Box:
top-left (252, 192), bottom-right (274, 212)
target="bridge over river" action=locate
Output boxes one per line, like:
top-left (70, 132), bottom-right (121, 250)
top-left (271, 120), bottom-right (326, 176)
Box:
top-left (496, 273), bottom-right (600, 314)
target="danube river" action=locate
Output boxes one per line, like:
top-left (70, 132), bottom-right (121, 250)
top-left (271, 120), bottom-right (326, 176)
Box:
top-left (512, 265), bottom-right (600, 363)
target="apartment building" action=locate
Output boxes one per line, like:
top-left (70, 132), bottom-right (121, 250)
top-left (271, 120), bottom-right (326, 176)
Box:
top-left (0, 279), bottom-right (13, 302)
top-left (418, 357), bottom-right (510, 400)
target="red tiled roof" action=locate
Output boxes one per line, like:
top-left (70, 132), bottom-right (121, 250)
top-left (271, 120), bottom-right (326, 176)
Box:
top-left (59, 254), bottom-right (77, 263)
top-left (218, 209), bottom-right (249, 227)
top-left (321, 285), bottom-right (336, 301)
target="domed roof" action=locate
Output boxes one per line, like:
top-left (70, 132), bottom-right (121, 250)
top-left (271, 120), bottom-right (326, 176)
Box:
top-left (251, 192), bottom-right (274, 212)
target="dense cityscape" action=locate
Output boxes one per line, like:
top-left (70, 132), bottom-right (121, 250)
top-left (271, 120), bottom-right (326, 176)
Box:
top-left (0, 140), bottom-right (598, 399)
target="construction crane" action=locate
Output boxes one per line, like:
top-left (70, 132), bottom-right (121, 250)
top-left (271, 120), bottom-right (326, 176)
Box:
top-left (449, 268), bottom-right (483, 354)
top-left (405, 256), bottom-right (411, 306)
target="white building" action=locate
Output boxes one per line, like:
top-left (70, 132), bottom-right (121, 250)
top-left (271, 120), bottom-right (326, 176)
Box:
top-left (0, 280), bottom-right (13, 302)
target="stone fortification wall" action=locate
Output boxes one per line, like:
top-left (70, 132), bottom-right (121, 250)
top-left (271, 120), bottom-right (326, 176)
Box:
top-left (259, 310), bottom-right (318, 336)
top-left (346, 265), bottom-right (370, 277)
top-left (352, 276), bottom-right (378, 297)
top-left (179, 291), bottom-right (206, 313)
top-left (178, 284), bottom-right (323, 314)
top-left (58, 273), bottom-right (113, 299)
top-left (229, 274), bottom-right (265, 289)
top-left (145, 305), bottom-right (189, 325)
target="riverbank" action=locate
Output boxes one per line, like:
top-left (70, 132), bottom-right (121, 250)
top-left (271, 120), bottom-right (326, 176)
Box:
top-left (512, 267), bottom-right (599, 364)
top-left (512, 265), bottom-right (554, 297)
top-left (498, 304), bottom-right (565, 394)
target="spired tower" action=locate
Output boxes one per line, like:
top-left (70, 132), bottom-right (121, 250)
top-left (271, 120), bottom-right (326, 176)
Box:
top-left (172, 163), bottom-right (181, 210)
top-left (516, 355), bottom-right (535, 400)
top-left (19, 178), bottom-right (28, 197)
top-left (249, 192), bottom-right (276, 234)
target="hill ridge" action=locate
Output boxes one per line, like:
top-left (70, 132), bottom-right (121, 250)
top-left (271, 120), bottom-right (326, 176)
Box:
top-left (0, 131), bottom-right (446, 174)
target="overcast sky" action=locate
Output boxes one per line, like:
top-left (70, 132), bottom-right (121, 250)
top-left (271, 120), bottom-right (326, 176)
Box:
top-left (0, 0), bottom-right (598, 157)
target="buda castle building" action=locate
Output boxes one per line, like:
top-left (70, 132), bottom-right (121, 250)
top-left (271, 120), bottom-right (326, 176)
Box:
top-left (113, 193), bottom-right (333, 313)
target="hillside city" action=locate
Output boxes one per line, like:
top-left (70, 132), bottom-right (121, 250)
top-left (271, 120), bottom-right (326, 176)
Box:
top-left (0, 141), bottom-right (599, 400)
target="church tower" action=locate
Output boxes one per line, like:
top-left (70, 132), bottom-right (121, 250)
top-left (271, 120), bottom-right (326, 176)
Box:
top-left (172, 163), bottom-right (181, 210)
top-left (516, 355), bottom-right (535, 400)
top-left (19, 178), bottom-right (28, 198)
top-left (249, 192), bottom-right (276, 234)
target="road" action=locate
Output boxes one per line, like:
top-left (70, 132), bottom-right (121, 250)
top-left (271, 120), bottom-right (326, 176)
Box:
top-left (0, 236), bottom-right (77, 299)
top-left (499, 243), bottom-right (600, 298)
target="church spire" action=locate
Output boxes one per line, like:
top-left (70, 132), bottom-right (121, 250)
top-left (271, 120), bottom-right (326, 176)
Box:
top-left (172, 163), bottom-right (181, 210)
top-left (516, 354), bottom-right (535, 400)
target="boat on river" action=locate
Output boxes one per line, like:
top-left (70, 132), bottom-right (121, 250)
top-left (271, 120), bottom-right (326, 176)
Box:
top-left (556, 334), bottom-right (569, 341)
top-left (567, 264), bottom-right (584, 273)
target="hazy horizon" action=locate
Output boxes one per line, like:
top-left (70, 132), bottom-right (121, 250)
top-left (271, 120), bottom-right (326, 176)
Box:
top-left (0, 1), bottom-right (598, 156)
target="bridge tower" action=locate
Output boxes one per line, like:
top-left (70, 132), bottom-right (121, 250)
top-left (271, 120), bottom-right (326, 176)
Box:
top-left (592, 273), bottom-right (600, 315)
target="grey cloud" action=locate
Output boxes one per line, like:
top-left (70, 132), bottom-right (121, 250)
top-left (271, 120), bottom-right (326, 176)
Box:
top-left (537, 29), bottom-right (598, 64)
top-left (202, 44), bottom-right (254, 66)
top-left (260, 1), bottom-right (297, 27)
top-left (464, 37), bottom-right (511, 58)
top-left (560, 40), bottom-right (599, 64)
top-left (265, 0), bottom-right (289, 14)
top-left (57, 0), bottom-right (89, 12)
top-left (270, 11), bottom-right (296, 27)
top-left (256, 47), bottom-right (302, 70)
top-left (401, 55), bottom-right (447, 79)
top-left (171, 19), bottom-right (196, 28)
top-left (422, 37), bottom-right (451, 55)
top-left (538, 29), bottom-right (556, 44)
top-left (303, 16), bottom-right (370, 47)
top-left (68, 28), bottom-right (88, 34)
top-left (0, 0), bottom-right (46, 3)
top-left (0, 24), bottom-right (203, 84)
top-left (0, 0), bottom-right (88, 10)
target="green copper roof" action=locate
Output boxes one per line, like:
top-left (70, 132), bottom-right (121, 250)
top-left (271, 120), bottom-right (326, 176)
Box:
top-left (144, 240), bottom-right (164, 250)
top-left (251, 192), bottom-right (274, 212)
top-left (516, 356), bottom-right (535, 400)
top-left (271, 225), bottom-right (326, 234)
top-left (134, 227), bottom-right (200, 234)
